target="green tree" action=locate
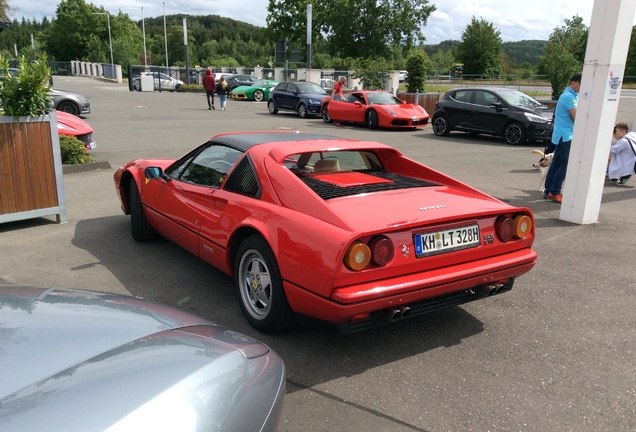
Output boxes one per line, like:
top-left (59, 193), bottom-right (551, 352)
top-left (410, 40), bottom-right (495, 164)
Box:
top-left (266, 0), bottom-right (435, 62)
top-left (537, 15), bottom-right (587, 99)
top-left (625, 25), bottom-right (636, 82)
top-left (352, 57), bottom-right (391, 90)
top-left (431, 48), bottom-right (455, 76)
top-left (405, 50), bottom-right (432, 91)
top-left (456, 17), bottom-right (503, 77)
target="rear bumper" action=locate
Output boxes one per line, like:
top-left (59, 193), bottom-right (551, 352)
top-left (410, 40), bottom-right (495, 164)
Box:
top-left (284, 248), bottom-right (537, 332)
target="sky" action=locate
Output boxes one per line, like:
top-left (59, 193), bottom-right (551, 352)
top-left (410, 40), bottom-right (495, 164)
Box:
top-left (14, 0), bottom-right (600, 45)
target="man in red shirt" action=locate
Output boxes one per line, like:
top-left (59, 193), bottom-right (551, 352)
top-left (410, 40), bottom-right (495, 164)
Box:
top-left (202, 68), bottom-right (216, 110)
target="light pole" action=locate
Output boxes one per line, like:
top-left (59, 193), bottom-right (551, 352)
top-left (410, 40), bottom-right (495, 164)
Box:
top-left (163, 2), bottom-right (169, 68)
top-left (141, 7), bottom-right (147, 68)
top-left (92, 12), bottom-right (113, 79)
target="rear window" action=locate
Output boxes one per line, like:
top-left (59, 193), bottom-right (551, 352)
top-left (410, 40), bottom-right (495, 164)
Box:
top-left (283, 150), bottom-right (384, 174)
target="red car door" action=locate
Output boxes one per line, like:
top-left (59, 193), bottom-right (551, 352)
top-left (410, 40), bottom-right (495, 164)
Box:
top-left (143, 179), bottom-right (212, 256)
top-left (328, 93), bottom-right (367, 123)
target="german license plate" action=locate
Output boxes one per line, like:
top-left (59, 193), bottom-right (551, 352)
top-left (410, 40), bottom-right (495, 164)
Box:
top-left (414, 224), bottom-right (480, 257)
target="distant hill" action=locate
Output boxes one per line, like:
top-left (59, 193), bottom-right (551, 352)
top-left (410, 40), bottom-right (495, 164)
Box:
top-left (502, 40), bottom-right (546, 66)
top-left (424, 39), bottom-right (546, 67)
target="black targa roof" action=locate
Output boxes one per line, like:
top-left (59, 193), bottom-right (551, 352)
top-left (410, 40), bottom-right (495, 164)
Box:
top-left (211, 132), bottom-right (342, 152)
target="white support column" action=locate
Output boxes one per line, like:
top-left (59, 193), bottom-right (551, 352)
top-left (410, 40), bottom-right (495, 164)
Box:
top-left (560, 0), bottom-right (636, 224)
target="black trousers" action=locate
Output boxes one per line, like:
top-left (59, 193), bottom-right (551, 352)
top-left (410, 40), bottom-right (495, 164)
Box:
top-left (206, 90), bottom-right (215, 107)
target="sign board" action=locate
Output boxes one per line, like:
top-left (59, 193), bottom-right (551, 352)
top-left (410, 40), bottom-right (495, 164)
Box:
top-left (275, 39), bottom-right (303, 63)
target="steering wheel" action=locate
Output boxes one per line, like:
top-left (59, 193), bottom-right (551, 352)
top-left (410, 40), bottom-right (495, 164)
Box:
top-left (208, 160), bottom-right (234, 172)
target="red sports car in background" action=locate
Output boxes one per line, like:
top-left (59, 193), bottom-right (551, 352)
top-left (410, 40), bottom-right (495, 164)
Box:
top-left (321, 90), bottom-right (430, 130)
top-left (114, 131), bottom-right (537, 334)
top-left (56, 110), bottom-right (96, 150)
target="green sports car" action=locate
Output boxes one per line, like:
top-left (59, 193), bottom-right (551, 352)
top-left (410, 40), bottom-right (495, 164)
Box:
top-left (231, 80), bottom-right (279, 102)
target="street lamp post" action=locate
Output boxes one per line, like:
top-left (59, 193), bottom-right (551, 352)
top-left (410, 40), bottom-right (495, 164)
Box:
top-left (92, 12), bottom-right (114, 79)
top-left (163, 2), bottom-right (169, 68)
top-left (141, 7), bottom-right (147, 68)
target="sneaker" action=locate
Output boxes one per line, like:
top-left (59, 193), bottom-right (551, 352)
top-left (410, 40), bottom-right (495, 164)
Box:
top-left (543, 192), bottom-right (549, 199)
top-left (548, 193), bottom-right (562, 203)
top-left (212, 105), bottom-right (215, 110)
top-left (208, 106), bottom-right (211, 110)
top-left (618, 175), bottom-right (631, 185)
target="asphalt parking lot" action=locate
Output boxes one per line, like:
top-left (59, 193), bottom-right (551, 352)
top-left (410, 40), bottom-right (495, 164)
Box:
top-left (1, 77), bottom-right (635, 431)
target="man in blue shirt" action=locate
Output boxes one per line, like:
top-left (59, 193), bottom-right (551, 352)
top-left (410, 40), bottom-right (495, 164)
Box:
top-left (544, 72), bottom-right (582, 203)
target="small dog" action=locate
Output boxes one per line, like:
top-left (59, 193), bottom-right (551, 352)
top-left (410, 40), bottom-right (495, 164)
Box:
top-left (531, 149), bottom-right (554, 193)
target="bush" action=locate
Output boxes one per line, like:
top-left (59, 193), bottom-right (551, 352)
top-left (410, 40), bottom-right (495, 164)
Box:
top-left (60, 135), bottom-right (94, 165)
top-left (0, 55), bottom-right (51, 118)
top-left (178, 84), bottom-right (205, 93)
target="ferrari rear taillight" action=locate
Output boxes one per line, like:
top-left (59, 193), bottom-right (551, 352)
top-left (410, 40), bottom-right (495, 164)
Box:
top-left (345, 236), bottom-right (394, 271)
top-left (495, 216), bottom-right (515, 242)
top-left (496, 214), bottom-right (532, 242)
top-left (370, 236), bottom-right (394, 266)
top-left (514, 215), bottom-right (532, 238)
top-left (344, 241), bottom-right (371, 271)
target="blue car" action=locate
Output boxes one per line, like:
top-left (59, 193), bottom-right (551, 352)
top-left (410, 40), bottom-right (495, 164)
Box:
top-left (267, 81), bottom-right (329, 118)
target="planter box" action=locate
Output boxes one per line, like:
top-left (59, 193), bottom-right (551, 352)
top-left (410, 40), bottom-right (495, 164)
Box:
top-left (0, 112), bottom-right (68, 224)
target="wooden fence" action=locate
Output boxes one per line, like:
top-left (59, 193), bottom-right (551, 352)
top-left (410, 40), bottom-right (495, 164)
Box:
top-left (397, 92), bottom-right (440, 115)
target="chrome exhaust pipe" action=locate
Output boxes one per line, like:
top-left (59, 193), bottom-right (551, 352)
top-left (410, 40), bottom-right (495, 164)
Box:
top-left (389, 308), bottom-right (402, 320)
top-left (475, 284), bottom-right (498, 296)
top-left (399, 306), bottom-right (411, 318)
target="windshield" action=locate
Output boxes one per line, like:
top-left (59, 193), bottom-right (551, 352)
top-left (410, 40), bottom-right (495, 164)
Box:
top-left (296, 83), bottom-right (327, 95)
top-left (254, 80), bottom-right (277, 87)
top-left (366, 92), bottom-right (402, 105)
top-left (498, 90), bottom-right (541, 109)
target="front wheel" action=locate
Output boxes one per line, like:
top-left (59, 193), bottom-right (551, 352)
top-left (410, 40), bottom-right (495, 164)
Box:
top-left (267, 99), bottom-right (278, 114)
top-left (235, 235), bottom-right (296, 332)
top-left (298, 103), bottom-right (308, 118)
top-left (129, 178), bottom-right (157, 242)
top-left (504, 122), bottom-right (526, 145)
top-left (322, 104), bottom-right (332, 123)
top-left (253, 90), bottom-right (264, 102)
top-left (432, 115), bottom-right (451, 136)
top-left (57, 101), bottom-right (79, 116)
top-left (367, 110), bottom-right (379, 130)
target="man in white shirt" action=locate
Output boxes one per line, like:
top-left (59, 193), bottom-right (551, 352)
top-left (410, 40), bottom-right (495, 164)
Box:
top-left (608, 122), bottom-right (636, 185)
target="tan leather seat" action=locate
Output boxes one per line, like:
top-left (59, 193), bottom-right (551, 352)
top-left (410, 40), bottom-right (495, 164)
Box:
top-left (313, 159), bottom-right (340, 172)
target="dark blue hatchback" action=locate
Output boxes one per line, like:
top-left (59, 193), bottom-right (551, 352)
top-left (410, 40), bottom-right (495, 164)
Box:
top-left (267, 81), bottom-right (329, 118)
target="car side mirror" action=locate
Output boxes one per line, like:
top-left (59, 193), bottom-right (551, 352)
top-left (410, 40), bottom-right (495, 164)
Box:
top-left (489, 102), bottom-right (504, 112)
top-left (354, 101), bottom-right (362, 107)
top-left (293, 90), bottom-right (298, 96)
top-left (401, 99), bottom-right (407, 104)
top-left (145, 167), bottom-right (164, 180)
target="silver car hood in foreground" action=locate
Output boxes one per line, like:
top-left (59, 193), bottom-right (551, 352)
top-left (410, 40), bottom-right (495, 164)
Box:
top-left (0, 282), bottom-right (285, 432)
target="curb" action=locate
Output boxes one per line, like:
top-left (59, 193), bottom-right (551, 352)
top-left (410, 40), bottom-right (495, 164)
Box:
top-left (63, 160), bottom-right (112, 174)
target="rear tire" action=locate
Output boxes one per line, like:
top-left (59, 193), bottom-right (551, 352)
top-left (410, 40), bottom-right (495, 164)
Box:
top-left (367, 110), bottom-right (379, 130)
top-left (432, 115), bottom-right (451, 136)
top-left (235, 235), bottom-right (296, 332)
top-left (504, 122), bottom-right (526, 145)
top-left (254, 90), bottom-right (264, 102)
top-left (322, 104), bottom-right (332, 123)
top-left (130, 178), bottom-right (157, 242)
top-left (268, 100), bottom-right (278, 114)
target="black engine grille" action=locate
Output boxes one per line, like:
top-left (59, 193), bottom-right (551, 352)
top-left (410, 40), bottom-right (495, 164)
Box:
top-left (300, 172), bottom-right (439, 200)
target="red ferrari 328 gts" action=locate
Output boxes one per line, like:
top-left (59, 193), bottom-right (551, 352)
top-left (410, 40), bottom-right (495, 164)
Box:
top-left (114, 131), bottom-right (537, 333)
top-left (321, 90), bottom-right (430, 130)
